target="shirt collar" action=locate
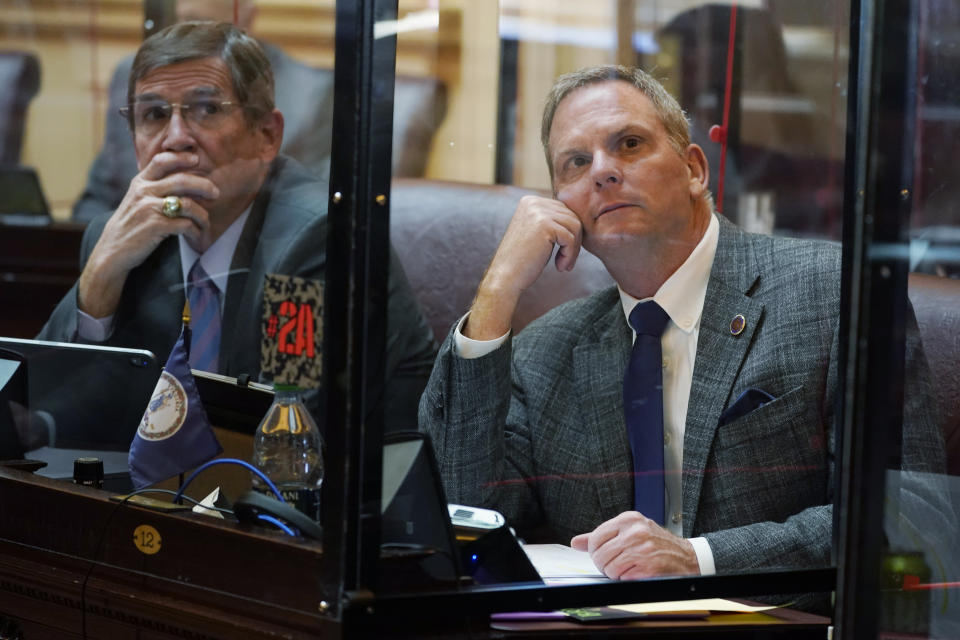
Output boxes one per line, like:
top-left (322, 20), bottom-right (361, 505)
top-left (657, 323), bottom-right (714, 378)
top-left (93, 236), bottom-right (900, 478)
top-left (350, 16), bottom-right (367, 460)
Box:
top-left (178, 206), bottom-right (252, 295)
top-left (619, 212), bottom-right (720, 334)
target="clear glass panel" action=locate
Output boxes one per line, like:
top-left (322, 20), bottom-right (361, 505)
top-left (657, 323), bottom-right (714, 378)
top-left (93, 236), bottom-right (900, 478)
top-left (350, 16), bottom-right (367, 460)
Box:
top-left (0, 1), bottom-right (334, 629)
top-left (1, 0), bottom-right (336, 448)
top-left (647, 1), bottom-right (849, 239)
top-left (911, 0), bottom-right (960, 278)
top-left (391, 0), bottom-right (499, 184)
top-left (390, 0), bottom-right (846, 616)
top-left (878, 1), bottom-right (960, 636)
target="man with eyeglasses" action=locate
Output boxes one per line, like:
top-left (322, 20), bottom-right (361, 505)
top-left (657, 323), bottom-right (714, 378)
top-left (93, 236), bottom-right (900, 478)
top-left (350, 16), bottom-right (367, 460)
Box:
top-left (70, 0), bottom-right (334, 224)
top-left (38, 21), bottom-right (436, 432)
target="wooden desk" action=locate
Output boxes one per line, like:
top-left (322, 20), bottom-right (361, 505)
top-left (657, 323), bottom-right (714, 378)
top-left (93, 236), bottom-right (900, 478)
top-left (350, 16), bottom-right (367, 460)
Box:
top-left (0, 466), bottom-right (485, 639)
top-left (0, 467), bottom-right (832, 639)
top-left (0, 222), bottom-right (84, 338)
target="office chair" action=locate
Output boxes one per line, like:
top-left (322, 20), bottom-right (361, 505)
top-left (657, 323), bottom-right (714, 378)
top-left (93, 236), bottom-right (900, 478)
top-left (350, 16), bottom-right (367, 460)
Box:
top-left (0, 51), bottom-right (41, 165)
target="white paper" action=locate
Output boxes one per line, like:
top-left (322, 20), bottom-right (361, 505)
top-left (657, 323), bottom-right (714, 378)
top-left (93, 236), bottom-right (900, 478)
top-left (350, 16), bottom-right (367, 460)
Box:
top-left (522, 543), bottom-right (606, 580)
top-left (611, 599), bottom-right (777, 614)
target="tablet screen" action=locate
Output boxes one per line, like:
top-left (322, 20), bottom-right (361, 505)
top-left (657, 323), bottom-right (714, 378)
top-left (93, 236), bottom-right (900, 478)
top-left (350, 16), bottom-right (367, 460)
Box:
top-left (0, 165), bottom-right (50, 218)
top-left (0, 337), bottom-right (159, 450)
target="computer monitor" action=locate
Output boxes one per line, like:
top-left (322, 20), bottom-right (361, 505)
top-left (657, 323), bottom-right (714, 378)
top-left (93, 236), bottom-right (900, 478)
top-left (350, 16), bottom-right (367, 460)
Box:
top-left (379, 432), bottom-right (542, 587)
top-left (381, 431), bottom-right (462, 584)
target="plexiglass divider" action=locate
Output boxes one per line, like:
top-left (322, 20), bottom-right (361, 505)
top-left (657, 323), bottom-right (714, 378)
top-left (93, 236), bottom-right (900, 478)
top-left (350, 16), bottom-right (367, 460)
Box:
top-left (336, 0), bottom-right (850, 632)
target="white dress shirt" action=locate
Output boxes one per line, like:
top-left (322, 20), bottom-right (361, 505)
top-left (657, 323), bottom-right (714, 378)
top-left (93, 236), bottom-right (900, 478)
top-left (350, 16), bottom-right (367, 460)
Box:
top-left (453, 213), bottom-right (720, 575)
top-left (77, 208), bottom-right (251, 341)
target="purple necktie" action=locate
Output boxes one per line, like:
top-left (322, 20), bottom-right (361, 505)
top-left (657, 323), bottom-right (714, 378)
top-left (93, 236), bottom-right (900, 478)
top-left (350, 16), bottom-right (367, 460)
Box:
top-left (623, 301), bottom-right (671, 525)
top-left (187, 260), bottom-right (221, 373)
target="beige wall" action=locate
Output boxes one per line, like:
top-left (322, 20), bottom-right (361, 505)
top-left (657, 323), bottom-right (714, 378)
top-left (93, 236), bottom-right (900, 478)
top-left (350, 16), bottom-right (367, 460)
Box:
top-left (2, 0), bottom-right (145, 218)
top-left (419, 0), bottom-right (498, 183)
top-left (2, 1), bottom-right (449, 218)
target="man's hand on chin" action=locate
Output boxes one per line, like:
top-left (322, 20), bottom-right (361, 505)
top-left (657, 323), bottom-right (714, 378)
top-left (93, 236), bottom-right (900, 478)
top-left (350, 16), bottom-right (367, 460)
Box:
top-left (77, 153), bottom-right (217, 318)
top-left (464, 195), bottom-right (583, 341)
top-left (570, 511), bottom-right (700, 580)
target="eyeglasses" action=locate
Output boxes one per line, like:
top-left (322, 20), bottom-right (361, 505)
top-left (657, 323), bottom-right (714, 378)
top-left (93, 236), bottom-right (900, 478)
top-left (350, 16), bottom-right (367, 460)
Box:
top-left (119, 99), bottom-right (242, 135)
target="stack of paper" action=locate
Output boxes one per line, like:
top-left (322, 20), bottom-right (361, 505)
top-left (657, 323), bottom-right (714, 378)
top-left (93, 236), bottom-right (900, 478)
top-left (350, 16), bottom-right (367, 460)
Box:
top-left (521, 543), bottom-right (608, 584)
top-left (519, 544), bottom-right (779, 619)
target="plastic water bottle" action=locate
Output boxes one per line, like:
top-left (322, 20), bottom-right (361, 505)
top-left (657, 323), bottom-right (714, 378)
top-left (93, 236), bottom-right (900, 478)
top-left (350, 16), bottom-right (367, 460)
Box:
top-left (252, 385), bottom-right (323, 521)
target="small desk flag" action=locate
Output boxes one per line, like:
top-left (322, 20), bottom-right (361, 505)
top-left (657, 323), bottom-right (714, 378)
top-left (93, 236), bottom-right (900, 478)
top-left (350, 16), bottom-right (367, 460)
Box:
top-left (128, 327), bottom-right (222, 489)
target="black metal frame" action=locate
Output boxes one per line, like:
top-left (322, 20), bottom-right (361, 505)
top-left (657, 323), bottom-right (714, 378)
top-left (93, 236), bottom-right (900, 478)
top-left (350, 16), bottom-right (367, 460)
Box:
top-left (321, 0), bottom-right (929, 633)
top-left (834, 0), bottom-right (918, 636)
top-left (367, 568), bottom-right (835, 626)
top-left (320, 0), bottom-right (399, 619)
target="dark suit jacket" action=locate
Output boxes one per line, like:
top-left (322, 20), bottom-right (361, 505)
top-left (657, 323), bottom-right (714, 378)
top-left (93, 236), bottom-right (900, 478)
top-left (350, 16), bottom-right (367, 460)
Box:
top-left (41, 156), bottom-right (437, 433)
top-left (71, 44), bottom-right (334, 223)
top-left (420, 215), bottom-right (945, 575)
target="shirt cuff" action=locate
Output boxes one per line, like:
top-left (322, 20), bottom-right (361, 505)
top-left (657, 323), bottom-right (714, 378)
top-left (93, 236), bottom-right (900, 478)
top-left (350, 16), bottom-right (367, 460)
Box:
top-left (77, 309), bottom-right (115, 342)
top-left (453, 312), bottom-right (510, 359)
top-left (688, 536), bottom-right (716, 575)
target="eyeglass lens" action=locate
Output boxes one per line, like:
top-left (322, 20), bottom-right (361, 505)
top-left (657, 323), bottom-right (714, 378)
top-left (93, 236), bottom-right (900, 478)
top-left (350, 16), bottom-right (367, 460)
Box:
top-left (127, 100), bottom-right (235, 133)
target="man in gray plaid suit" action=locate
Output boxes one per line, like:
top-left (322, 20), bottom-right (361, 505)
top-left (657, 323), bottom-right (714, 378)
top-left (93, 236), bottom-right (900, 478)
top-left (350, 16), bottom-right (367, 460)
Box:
top-left (419, 65), bottom-right (944, 584)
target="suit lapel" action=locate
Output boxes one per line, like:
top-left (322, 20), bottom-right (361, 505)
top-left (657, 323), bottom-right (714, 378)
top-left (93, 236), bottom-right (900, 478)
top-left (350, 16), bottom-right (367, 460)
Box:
top-left (218, 161), bottom-right (276, 373)
top-left (132, 236), bottom-right (184, 352)
top-left (682, 216), bottom-right (764, 537)
top-left (572, 293), bottom-right (634, 521)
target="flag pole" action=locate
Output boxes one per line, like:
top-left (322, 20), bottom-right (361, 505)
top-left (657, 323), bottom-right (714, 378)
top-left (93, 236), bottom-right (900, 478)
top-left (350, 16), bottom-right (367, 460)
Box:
top-left (181, 300), bottom-right (192, 362)
top-left (176, 300), bottom-right (191, 505)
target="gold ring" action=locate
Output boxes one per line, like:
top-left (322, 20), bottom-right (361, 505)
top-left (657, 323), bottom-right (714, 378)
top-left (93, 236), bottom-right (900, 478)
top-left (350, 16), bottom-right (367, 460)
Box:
top-left (161, 196), bottom-right (182, 218)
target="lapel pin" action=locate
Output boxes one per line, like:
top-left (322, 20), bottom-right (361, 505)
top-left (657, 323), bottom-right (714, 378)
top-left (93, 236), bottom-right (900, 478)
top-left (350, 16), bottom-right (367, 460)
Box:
top-left (729, 314), bottom-right (746, 336)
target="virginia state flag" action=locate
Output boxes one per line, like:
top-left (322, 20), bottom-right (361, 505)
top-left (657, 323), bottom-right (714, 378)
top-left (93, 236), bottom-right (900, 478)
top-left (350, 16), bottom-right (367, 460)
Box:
top-left (128, 327), bottom-right (222, 489)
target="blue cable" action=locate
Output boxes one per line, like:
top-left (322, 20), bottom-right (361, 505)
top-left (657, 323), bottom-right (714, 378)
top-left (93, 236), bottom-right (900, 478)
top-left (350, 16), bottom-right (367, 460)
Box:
top-left (172, 458), bottom-right (284, 504)
top-left (257, 514), bottom-right (297, 537)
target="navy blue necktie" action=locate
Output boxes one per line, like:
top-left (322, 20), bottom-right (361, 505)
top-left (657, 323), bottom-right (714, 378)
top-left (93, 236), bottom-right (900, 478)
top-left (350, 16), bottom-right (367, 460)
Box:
top-left (623, 301), bottom-right (671, 525)
top-left (187, 260), bottom-right (221, 373)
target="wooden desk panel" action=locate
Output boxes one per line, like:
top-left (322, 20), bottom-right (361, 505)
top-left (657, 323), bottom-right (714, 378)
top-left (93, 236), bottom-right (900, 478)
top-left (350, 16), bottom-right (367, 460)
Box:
top-left (0, 467), bottom-right (335, 638)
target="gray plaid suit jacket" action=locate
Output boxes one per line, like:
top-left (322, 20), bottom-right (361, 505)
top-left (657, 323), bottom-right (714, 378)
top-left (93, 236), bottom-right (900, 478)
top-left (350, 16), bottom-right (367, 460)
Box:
top-left (420, 214), bottom-right (944, 573)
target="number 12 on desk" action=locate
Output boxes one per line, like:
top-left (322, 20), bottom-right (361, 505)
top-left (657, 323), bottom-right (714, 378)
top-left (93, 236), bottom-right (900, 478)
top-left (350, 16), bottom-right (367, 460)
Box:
top-left (133, 524), bottom-right (162, 555)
